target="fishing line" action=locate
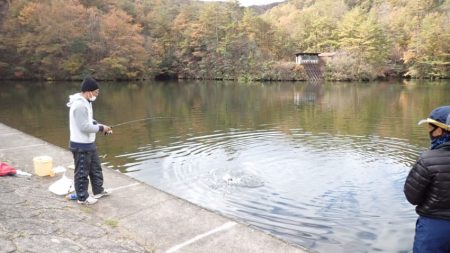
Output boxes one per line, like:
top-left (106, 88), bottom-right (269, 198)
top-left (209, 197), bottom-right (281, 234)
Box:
top-left (110, 116), bottom-right (175, 128)
top-left (103, 116), bottom-right (175, 135)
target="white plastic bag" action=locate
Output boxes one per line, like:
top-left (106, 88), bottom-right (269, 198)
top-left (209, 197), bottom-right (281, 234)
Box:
top-left (52, 166), bottom-right (67, 174)
top-left (48, 173), bottom-right (75, 195)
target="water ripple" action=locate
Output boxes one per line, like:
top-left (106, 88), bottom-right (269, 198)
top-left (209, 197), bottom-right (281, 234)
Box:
top-left (122, 128), bottom-right (421, 253)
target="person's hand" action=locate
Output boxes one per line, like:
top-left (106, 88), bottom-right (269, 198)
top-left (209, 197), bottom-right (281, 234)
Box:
top-left (103, 125), bottom-right (113, 135)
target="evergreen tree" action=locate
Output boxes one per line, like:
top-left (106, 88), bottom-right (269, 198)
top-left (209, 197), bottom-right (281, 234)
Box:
top-left (337, 7), bottom-right (388, 79)
top-left (404, 12), bottom-right (450, 78)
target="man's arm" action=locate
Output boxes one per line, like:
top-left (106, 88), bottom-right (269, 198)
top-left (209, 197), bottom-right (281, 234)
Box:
top-left (73, 106), bottom-right (101, 133)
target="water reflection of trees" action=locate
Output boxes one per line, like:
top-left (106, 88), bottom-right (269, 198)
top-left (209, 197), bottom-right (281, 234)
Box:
top-left (1, 80), bottom-right (449, 165)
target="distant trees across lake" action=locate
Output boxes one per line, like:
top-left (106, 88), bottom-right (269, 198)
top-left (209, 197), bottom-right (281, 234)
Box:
top-left (0, 0), bottom-right (448, 81)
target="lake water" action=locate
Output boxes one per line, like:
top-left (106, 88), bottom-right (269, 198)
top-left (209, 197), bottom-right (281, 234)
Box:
top-left (2, 80), bottom-right (450, 252)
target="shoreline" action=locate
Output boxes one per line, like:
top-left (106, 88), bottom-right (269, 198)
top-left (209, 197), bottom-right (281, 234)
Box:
top-left (0, 122), bottom-right (309, 253)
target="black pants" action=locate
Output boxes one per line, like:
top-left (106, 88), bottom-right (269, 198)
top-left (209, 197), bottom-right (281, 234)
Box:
top-left (71, 149), bottom-right (104, 201)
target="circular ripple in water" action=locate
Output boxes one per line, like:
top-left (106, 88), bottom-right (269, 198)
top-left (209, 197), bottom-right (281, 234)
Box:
top-left (122, 129), bottom-right (420, 253)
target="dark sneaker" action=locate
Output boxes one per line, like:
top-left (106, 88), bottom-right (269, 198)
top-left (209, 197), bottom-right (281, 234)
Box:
top-left (93, 190), bottom-right (109, 199)
top-left (77, 196), bottom-right (98, 205)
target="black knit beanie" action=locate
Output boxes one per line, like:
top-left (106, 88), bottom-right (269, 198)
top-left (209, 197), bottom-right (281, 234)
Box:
top-left (81, 77), bottom-right (99, 92)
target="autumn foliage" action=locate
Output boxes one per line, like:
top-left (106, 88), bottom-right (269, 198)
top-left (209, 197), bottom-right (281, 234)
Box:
top-left (0, 0), bottom-right (448, 81)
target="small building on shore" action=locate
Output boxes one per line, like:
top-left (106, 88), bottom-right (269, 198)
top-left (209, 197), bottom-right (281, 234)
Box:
top-left (295, 52), bottom-right (336, 80)
top-left (295, 53), bottom-right (320, 64)
top-left (295, 52), bottom-right (336, 65)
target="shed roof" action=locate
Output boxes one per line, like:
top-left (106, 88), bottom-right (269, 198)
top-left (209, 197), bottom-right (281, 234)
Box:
top-left (295, 52), bottom-right (319, 56)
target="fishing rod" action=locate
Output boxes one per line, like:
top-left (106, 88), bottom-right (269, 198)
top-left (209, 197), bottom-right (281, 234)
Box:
top-left (109, 116), bottom-right (175, 128)
top-left (103, 116), bottom-right (175, 135)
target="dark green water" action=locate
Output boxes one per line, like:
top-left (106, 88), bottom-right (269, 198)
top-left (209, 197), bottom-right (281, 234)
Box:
top-left (1, 80), bottom-right (450, 252)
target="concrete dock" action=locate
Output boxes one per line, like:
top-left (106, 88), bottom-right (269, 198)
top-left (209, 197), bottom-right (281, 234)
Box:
top-left (0, 123), bottom-right (309, 253)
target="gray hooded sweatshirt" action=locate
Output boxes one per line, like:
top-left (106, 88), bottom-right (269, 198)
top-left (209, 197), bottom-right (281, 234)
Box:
top-left (67, 93), bottom-right (103, 150)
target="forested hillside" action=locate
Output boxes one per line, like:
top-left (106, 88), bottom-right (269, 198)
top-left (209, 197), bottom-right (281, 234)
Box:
top-left (0, 0), bottom-right (448, 81)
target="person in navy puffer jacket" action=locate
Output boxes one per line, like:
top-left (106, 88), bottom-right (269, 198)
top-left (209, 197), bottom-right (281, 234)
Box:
top-left (404, 106), bottom-right (450, 253)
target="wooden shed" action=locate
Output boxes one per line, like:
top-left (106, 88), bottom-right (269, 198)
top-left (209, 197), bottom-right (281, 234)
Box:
top-left (295, 53), bottom-right (320, 64)
top-left (295, 52), bottom-right (336, 80)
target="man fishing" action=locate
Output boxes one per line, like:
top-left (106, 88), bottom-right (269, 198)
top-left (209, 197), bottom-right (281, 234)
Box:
top-left (404, 106), bottom-right (450, 252)
top-left (67, 77), bottom-right (112, 205)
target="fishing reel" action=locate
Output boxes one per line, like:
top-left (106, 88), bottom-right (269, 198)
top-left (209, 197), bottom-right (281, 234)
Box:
top-left (104, 128), bottom-right (113, 135)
